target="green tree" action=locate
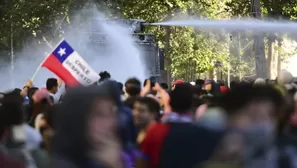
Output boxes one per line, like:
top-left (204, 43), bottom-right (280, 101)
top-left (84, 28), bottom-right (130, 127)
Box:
top-left (0, 0), bottom-right (69, 51)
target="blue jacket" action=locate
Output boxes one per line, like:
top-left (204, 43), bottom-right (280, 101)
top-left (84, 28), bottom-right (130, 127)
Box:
top-left (104, 80), bottom-right (136, 151)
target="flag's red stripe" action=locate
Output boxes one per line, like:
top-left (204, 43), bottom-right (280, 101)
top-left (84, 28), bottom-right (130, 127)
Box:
top-left (42, 54), bottom-right (78, 86)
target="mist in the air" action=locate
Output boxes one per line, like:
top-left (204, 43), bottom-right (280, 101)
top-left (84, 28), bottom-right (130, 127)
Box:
top-left (0, 5), bottom-right (147, 91)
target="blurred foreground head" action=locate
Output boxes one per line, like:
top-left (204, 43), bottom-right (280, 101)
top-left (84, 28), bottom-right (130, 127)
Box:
top-left (0, 91), bottom-right (24, 142)
top-left (220, 84), bottom-right (285, 136)
top-left (53, 82), bottom-right (121, 167)
top-left (214, 84), bottom-right (285, 164)
top-left (170, 83), bottom-right (194, 113)
top-left (0, 91), bottom-right (24, 126)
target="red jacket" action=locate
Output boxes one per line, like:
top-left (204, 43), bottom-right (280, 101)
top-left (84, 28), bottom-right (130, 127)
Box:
top-left (220, 86), bottom-right (229, 94)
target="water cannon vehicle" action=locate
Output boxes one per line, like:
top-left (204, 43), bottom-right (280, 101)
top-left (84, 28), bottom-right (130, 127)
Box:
top-left (89, 18), bottom-right (146, 33)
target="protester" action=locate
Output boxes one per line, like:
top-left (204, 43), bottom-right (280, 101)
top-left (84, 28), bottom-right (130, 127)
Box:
top-left (220, 84), bottom-right (285, 167)
top-left (218, 82), bottom-right (229, 94)
top-left (30, 89), bottom-right (52, 132)
top-left (137, 83), bottom-right (224, 168)
top-left (204, 79), bottom-right (222, 97)
top-left (105, 80), bottom-right (137, 168)
top-left (171, 79), bottom-right (184, 90)
top-left (98, 71), bottom-right (111, 82)
top-left (0, 91), bottom-right (50, 168)
top-left (20, 80), bottom-right (34, 97)
top-left (41, 104), bottom-right (59, 153)
top-left (160, 83), bottom-right (168, 91)
top-left (123, 78), bottom-right (142, 109)
top-left (195, 79), bottom-right (205, 88)
top-left (132, 97), bottom-right (160, 145)
top-left (52, 84), bottom-right (123, 168)
top-left (45, 78), bottom-right (62, 104)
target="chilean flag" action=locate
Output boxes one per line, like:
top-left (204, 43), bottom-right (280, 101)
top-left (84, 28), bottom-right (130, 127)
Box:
top-left (41, 40), bottom-right (99, 86)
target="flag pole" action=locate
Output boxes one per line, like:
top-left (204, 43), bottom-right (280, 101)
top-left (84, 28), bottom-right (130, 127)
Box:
top-left (31, 52), bottom-right (49, 81)
top-left (31, 38), bottom-right (65, 81)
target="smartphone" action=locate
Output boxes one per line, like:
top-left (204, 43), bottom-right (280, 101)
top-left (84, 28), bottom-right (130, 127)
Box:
top-left (149, 76), bottom-right (156, 87)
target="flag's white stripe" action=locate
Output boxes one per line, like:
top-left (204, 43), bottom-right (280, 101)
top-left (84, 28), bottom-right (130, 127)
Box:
top-left (62, 51), bottom-right (99, 85)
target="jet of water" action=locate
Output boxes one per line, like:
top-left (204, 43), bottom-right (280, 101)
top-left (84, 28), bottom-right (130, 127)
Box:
top-left (151, 18), bottom-right (297, 33)
top-left (62, 8), bottom-right (148, 84)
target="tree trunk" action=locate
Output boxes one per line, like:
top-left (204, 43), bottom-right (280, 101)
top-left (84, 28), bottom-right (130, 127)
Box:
top-left (251, 0), bottom-right (267, 78)
top-left (277, 38), bottom-right (282, 75)
top-left (229, 31), bottom-right (240, 80)
top-left (10, 14), bottom-right (14, 88)
top-left (164, 27), bottom-right (171, 84)
top-left (271, 40), bottom-right (278, 79)
top-left (267, 36), bottom-right (273, 79)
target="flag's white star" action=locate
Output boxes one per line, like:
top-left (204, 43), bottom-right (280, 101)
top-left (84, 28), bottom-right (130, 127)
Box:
top-left (57, 48), bottom-right (66, 56)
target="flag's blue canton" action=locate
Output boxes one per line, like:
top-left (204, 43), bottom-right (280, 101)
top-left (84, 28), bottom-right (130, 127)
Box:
top-left (52, 40), bottom-right (74, 63)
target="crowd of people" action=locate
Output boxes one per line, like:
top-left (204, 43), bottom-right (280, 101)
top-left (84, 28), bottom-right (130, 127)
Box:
top-left (1, 69), bottom-right (297, 168)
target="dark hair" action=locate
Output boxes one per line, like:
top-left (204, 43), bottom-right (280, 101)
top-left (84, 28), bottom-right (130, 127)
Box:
top-left (195, 79), bottom-right (205, 86)
top-left (44, 104), bottom-right (59, 129)
top-left (46, 78), bottom-right (58, 90)
top-left (0, 91), bottom-right (24, 138)
top-left (170, 83), bottom-right (194, 113)
top-left (117, 82), bottom-right (123, 90)
top-left (143, 79), bottom-right (148, 87)
top-left (28, 87), bottom-right (39, 101)
top-left (25, 87), bottom-right (39, 122)
top-left (99, 71), bottom-right (111, 82)
top-left (193, 85), bottom-right (204, 97)
top-left (0, 92), bottom-right (5, 104)
top-left (230, 81), bottom-right (238, 90)
top-left (125, 78), bottom-right (141, 96)
top-left (126, 78), bottom-right (141, 87)
top-left (220, 84), bottom-right (284, 117)
top-left (218, 82), bottom-right (225, 86)
top-left (13, 88), bottom-right (22, 94)
top-left (117, 82), bottom-right (124, 94)
top-left (135, 96), bottom-right (161, 120)
top-left (192, 96), bottom-right (206, 113)
top-left (160, 83), bottom-right (168, 90)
